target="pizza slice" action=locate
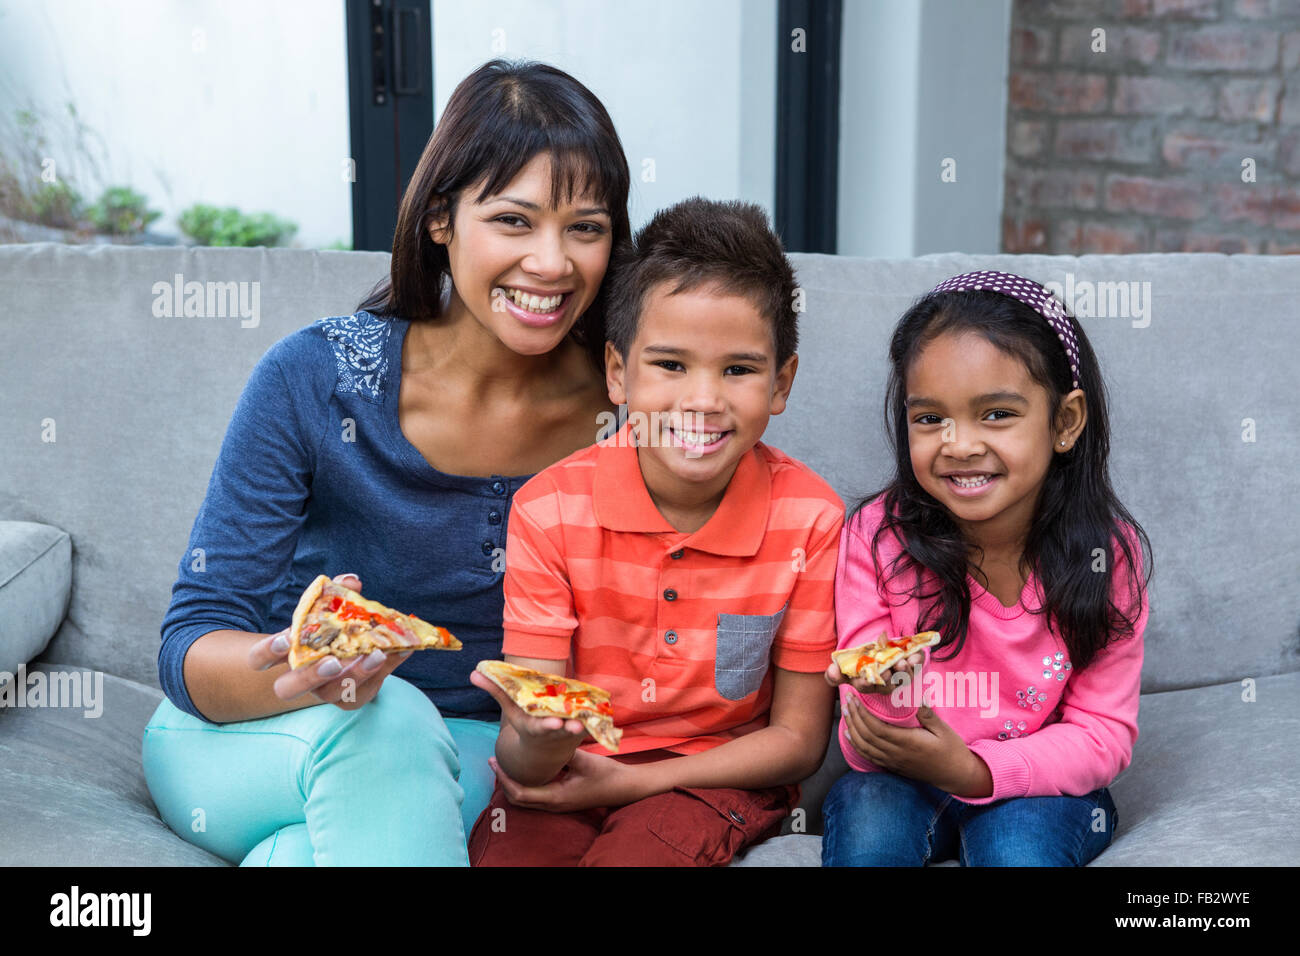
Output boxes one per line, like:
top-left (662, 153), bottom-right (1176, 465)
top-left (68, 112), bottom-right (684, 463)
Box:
top-left (288, 574), bottom-right (461, 669)
top-left (475, 659), bottom-right (623, 753)
top-left (831, 631), bottom-right (941, 685)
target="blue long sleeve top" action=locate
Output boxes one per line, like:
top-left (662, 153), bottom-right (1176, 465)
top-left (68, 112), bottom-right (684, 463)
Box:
top-left (158, 310), bottom-right (534, 722)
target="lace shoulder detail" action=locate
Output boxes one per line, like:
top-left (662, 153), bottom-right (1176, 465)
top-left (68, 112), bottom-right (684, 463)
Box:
top-left (314, 312), bottom-right (393, 401)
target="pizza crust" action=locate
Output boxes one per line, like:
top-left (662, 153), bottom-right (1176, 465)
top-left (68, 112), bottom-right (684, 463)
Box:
top-left (288, 575), bottom-right (330, 669)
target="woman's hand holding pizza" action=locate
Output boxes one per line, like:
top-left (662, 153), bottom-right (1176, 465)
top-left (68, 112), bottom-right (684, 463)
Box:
top-left (248, 573), bottom-right (411, 711)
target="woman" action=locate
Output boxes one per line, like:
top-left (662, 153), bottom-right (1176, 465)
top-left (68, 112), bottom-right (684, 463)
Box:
top-left (143, 59), bottom-right (631, 866)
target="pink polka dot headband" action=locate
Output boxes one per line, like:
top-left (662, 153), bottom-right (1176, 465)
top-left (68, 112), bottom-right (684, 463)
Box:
top-left (927, 270), bottom-right (1081, 389)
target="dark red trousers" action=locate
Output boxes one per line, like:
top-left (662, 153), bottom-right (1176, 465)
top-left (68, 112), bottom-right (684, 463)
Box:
top-left (468, 780), bottom-right (799, 867)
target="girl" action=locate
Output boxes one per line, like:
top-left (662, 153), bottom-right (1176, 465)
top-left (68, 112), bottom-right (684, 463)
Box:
top-left (142, 59), bottom-right (630, 866)
top-left (821, 270), bottom-right (1151, 867)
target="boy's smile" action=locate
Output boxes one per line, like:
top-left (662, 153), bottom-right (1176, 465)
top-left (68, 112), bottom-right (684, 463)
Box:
top-left (605, 284), bottom-right (796, 530)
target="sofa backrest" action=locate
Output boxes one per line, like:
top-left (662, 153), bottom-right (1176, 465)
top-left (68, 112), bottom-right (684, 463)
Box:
top-left (2, 244), bottom-right (1296, 693)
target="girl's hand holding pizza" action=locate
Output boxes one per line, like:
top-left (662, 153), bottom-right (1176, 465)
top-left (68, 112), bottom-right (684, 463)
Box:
top-left (248, 573), bottom-right (411, 711)
top-left (825, 651), bottom-right (925, 695)
top-left (843, 698), bottom-right (992, 797)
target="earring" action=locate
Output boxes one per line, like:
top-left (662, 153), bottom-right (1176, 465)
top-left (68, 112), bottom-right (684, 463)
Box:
top-left (1059, 441), bottom-right (1067, 447)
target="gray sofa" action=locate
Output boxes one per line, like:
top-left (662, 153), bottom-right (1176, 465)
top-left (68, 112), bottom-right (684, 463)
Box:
top-left (2, 243), bottom-right (1296, 866)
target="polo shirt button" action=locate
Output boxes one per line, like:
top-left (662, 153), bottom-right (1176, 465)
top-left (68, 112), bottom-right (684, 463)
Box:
top-left (664, 588), bottom-right (677, 601)
top-left (491, 480), bottom-right (506, 495)
top-left (488, 510), bottom-right (502, 525)
top-left (670, 550), bottom-right (684, 559)
top-left (664, 630), bottom-right (678, 645)
top-left (728, 809), bottom-right (746, 825)
top-left (481, 541), bottom-right (494, 556)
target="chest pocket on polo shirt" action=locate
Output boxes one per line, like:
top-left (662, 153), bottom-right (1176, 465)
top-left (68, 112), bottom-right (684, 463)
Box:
top-left (714, 604), bottom-right (787, 701)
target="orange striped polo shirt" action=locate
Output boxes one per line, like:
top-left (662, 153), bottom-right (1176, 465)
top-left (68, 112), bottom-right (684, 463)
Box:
top-left (502, 419), bottom-right (844, 756)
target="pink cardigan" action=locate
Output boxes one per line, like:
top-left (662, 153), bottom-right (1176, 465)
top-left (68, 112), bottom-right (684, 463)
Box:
top-left (835, 498), bottom-right (1147, 805)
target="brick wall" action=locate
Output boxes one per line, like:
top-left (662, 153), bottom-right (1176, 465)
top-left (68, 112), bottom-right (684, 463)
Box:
top-left (1002, 0), bottom-right (1300, 254)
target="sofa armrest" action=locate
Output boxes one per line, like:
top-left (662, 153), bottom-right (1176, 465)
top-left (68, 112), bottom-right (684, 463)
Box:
top-left (0, 521), bottom-right (72, 682)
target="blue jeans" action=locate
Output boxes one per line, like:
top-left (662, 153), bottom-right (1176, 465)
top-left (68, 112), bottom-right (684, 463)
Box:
top-left (821, 771), bottom-right (1118, 867)
top-left (142, 677), bottom-right (500, 866)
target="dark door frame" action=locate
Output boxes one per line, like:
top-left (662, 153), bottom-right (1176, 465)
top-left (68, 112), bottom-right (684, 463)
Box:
top-left (774, 0), bottom-right (842, 254)
top-left (345, 0), bottom-right (434, 252)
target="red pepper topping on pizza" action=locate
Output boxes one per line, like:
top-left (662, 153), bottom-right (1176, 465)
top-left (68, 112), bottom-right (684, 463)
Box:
top-left (831, 631), bottom-right (942, 685)
top-left (288, 575), bottom-right (461, 669)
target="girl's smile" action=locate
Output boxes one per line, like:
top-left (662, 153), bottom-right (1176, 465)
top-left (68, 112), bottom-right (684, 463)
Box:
top-left (941, 471), bottom-right (1001, 496)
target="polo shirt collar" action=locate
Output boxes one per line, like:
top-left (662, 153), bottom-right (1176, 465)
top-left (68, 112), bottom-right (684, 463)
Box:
top-left (592, 419), bottom-right (770, 556)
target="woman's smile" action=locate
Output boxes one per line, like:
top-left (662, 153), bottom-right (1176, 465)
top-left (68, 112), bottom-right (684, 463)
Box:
top-left (493, 286), bottom-right (573, 327)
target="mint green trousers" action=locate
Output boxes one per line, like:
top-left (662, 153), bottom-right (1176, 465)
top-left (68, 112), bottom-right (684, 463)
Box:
top-left (142, 677), bottom-right (499, 866)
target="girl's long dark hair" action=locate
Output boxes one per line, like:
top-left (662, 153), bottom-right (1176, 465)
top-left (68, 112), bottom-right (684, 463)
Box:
top-left (855, 288), bottom-right (1151, 672)
top-left (358, 59), bottom-right (631, 372)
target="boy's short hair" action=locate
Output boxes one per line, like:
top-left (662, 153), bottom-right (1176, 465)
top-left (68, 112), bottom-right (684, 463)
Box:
top-left (604, 197), bottom-right (798, 368)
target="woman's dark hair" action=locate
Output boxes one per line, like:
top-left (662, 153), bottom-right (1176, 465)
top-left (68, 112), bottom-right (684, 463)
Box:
top-left (855, 288), bottom-right (1152, 672)
top-left (358, 59), bottom-right (631, 371)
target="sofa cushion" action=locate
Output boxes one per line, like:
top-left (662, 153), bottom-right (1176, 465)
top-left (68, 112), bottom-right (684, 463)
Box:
top-left (0, 521), bottom-right (71, 681)
top-left (0, 663), bottom-right (226, 866)
top-left (735, 672), bottom-right (1300, 866)
top-left (1093, 671), bottom-right (1300, 866)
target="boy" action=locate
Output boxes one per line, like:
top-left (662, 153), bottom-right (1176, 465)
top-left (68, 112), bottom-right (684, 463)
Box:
top-left (468, 198), bottom-right (844, 866)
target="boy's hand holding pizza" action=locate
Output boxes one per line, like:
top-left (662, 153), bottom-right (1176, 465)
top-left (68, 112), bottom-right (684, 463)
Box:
top-left (470, 658), bottom-right (624, 792)
top-left (487, 747), bottom-right (642, 814)
top-left (470, 660), bottom-right (591, 787)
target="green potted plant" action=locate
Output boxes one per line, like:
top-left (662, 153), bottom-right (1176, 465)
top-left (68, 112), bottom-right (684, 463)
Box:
top-left (178, 203), bottom-right (298, 247)
top-left (87, 186), bottom-right (160, 236)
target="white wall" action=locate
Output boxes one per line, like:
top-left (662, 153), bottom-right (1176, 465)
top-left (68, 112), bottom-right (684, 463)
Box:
top-left (0, 0), bottom-right (352, 247)
top-left (837, 0), bottom-right (1010, 257)
top-left (432, 0), bottom-right (776, 232)
top-left (837, 0), bottom-right (922, 258)
top-left (2, 0), bottom-right (1011, 254)
top-left (913, 0), bottom-right (1011, 255)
